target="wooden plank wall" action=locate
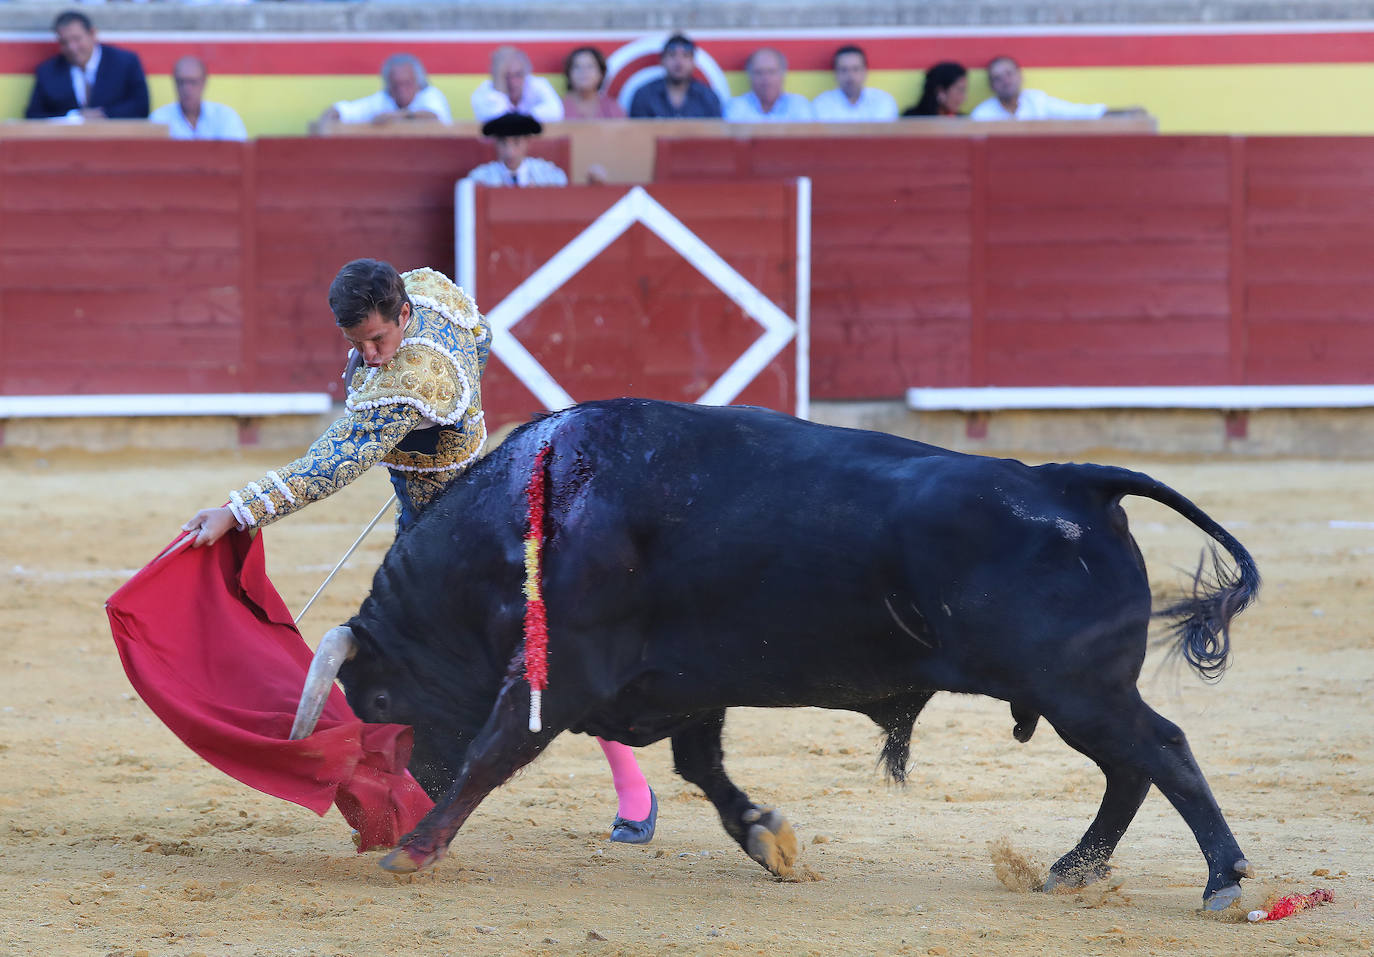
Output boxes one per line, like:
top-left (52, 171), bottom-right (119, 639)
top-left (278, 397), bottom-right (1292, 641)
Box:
top-left (655, 134), bottom-right (1374, 399)
top-left (473, 183), bottom-right (798, 422)
top-left (0, 136), bottom-right (569, 399)
top-left (2, 135), bottom-right (1372, 408)
top-left (0, 140), bottom-right (250, 395)
top-left (1242, 138), bottom-right (1374, 385)
top-left (652, 137), bottom-right (975, 397)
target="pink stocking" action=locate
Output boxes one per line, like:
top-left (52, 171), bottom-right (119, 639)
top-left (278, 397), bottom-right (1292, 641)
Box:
top-left (597, 737), bottom-right (652, 820)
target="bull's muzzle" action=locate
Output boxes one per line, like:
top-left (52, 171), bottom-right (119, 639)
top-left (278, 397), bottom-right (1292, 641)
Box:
top-left (289, 625), bottom-right (357, 740)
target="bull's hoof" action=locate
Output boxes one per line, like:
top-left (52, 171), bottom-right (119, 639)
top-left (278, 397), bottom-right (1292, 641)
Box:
top-left (742, 807), bottom-right (797, 879)
top-left (1201, 858), bottom-right (1253, 910)
top-left (379, 844), bottom-right (443, 874)
top-left (1203, 882), bottom-right (1243, 912)
top-left (1042, 861), bottom-right (1110, 893)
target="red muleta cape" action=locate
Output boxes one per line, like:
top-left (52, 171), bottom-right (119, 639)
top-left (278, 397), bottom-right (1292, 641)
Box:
top-left (105, 530), bottom-right (434, 851)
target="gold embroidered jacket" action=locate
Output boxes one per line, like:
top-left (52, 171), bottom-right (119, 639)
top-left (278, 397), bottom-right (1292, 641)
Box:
top-left (226, 268), bottom-right (491, 528)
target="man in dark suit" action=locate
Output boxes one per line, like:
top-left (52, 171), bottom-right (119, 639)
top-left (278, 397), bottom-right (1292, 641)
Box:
top-left (25, 10), bottom-right (149, 120)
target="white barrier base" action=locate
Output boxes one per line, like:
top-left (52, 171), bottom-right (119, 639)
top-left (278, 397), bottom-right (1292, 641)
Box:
top-left (0, 393), bottom-right (334, 419)
top-left (906, 385), bottom-right (1374, 412)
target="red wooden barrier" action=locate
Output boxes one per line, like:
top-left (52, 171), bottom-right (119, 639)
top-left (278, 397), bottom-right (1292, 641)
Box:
top-left (655, 134), bottom-right (1374, 399)
top-left (463, 182), bottom-right (804, 428)
top-left (0, 140), bottom-right (251, 396)
top-left (2, 135), bottom-right (1373, 412)
top-left (0, 136), bottom-right (569, 401)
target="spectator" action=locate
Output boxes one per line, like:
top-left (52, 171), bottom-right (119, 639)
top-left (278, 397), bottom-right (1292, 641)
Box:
top-left (464, 113), bottom-right (568, 188)
top-left (149, 56), bottom-right (247, 141)
top-left (562, 46), bottom-right (624, 120)
top-left (724, 48), bottom-right (813, 122)
top-left (25, 10), bottom-right (149, 120)
top-left (471, 46), bottom-right (564, 124)
top-left (902, 61), bottom-right (969, 117)
top-left (319, 53), bottom-right (451, 127)
top-left (970, 55), bottom-right (1108, 121)
top-left (811, 45), bottom-right (897, 122)
top-left (628, 33), bottom-right (722, 119)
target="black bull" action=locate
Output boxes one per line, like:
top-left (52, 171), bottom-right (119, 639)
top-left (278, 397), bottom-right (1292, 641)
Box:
top-left (292, 398), bottom-right (1259, 909)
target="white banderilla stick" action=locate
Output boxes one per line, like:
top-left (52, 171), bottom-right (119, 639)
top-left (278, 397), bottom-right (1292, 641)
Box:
top-left (295, 493), bottom-right (397, 624)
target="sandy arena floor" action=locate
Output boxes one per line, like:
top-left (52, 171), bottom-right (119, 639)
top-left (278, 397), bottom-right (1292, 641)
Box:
top-left (0, 444), bottom-right (1371, 956)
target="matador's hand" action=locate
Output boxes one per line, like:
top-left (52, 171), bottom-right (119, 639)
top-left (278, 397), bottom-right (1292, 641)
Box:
top-left (183, 507), bottom-right (238, 548)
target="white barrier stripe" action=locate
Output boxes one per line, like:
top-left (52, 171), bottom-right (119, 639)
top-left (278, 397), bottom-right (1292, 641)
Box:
top-left (0, 393), bottom-right (333, 419)
top-left (794, 176), bottom-right (812, 421)
top-left (906, 385), bottom-right (1374, 412)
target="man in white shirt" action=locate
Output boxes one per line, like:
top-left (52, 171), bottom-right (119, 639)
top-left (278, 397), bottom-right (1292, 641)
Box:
top-left (970, 55), bottom-right (1108, 121)
top-left (320, 53), bottom-right (451, 127)
top-left (471, 46), bottom-right (565, 124)
top-left (811, 45), bottom-right (897, 122)
top-left (724, 48), bottom-right (813, 123)
top-left (464, 113), bottom-right (568, 188)
top-left (150, 56), bottom-right (247, 141)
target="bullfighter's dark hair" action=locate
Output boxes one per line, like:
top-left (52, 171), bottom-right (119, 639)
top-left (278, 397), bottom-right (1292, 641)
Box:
top-left (906, 61), bottom-right (968, 116)
top-left (54, 10), bottom-right (93, 33)
top-left (831, 44), bottom-right (867, 69)
top-left (563, 45), bottom-right (608, 92)
top-left (329, 259), bottom-right (411, 329)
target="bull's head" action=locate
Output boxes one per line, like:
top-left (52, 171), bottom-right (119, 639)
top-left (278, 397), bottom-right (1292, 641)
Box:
top-left (291, 623), bottom-right (479, 799)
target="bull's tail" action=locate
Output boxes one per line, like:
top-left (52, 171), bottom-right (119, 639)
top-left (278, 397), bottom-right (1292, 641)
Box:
top-left (1076, 465), bottom-right (1261, 681)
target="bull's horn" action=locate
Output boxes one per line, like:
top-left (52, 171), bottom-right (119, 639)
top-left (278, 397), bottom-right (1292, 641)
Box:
top-left (289, 625), bottom-right (357, 740)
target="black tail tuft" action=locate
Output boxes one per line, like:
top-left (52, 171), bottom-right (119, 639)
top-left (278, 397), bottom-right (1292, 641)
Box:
top-left (1155, 544), bottom-right (1259, 682)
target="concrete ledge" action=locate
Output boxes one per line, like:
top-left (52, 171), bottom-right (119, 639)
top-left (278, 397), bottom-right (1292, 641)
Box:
top-left (906, 385), bottom-right (1374, 412)
top-left (0, 393), bottom-right (334, 419)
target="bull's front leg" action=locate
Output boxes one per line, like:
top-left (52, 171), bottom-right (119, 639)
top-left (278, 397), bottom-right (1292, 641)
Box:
top-left (380, 675), bottom-right (555, 873)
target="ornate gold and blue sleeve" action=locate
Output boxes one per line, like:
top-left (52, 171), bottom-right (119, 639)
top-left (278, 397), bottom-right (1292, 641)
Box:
top-left (226, 404), bottom-right (421, 528)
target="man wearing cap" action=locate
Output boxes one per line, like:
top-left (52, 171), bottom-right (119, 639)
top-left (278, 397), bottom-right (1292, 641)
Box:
top-left (628, 33), bottom-right (722, 119)
top-left (463, 112), bottom-right (569, 187)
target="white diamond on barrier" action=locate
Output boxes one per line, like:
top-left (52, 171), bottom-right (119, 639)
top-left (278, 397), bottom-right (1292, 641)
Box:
top-left (478, 186), bottom-right (799, 411)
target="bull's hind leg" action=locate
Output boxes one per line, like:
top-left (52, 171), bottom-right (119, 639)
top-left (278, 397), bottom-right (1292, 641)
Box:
top-left (381, 676), bottom-right (557, 873)
top-left (1043, 691), bottom-right (1252, 910)
top-left (1040, 726), bottom-right (1151, 892)
top-left (671, 709), bottom-right (798, 879)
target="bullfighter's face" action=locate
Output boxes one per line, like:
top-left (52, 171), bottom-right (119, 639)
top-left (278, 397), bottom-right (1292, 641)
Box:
top-left (343, 302), bottom-right (410, 368)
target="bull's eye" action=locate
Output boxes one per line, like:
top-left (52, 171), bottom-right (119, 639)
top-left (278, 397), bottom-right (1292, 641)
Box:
top-left (372, 692), bottom-right (389, 716)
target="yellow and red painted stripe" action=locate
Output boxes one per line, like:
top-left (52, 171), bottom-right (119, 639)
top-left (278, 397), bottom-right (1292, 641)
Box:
top-left (0, 25), bottom-right (1371, 134)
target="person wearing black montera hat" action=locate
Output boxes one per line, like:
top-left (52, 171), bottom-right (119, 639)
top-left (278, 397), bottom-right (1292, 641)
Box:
top-left (463, 112), bottom-right (569, 187)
